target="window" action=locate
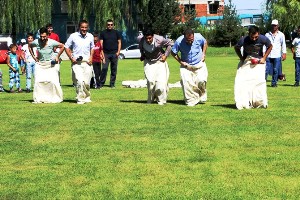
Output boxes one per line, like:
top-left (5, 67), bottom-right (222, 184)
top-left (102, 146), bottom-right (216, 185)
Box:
top-left (208, 1), bottom-right (220, 14)
top-left (184, 4), bottom-right (195, 12)
top-left (66, 22), bottom-right (77, 38)
top-left (128, 45), bottom-right (139, 50)
top-left (61, 0), bottom-right (68, 13)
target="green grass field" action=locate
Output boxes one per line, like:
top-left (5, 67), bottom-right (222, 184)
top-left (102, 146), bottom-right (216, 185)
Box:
top-left (1, 47), bottom-right (300, 199)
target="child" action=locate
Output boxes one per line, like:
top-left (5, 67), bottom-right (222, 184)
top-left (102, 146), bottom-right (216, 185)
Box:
top-left (0, 68), bottom-right (4, 92)
top-left (291, 26), bottom-right (300, 87)
top-left (21, 33), bottom-right (37, 93)
top-left (6, 44), bottom-right (22, 93)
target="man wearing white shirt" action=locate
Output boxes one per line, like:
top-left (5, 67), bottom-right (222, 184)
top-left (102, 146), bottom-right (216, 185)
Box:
top-left (265, 19), bottom-right (287, 87)
top-left (65, 19), bottom-right (94, 104)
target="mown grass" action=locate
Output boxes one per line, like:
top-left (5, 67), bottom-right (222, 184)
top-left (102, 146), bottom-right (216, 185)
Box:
top-left (0, 47), bottom-right (300, 199)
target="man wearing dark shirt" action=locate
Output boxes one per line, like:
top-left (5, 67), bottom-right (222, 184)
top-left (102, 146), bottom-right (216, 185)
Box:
top-left (234, 26), bottom-right (273, 110)
top-left (99, 19), bottom-right (121, 88)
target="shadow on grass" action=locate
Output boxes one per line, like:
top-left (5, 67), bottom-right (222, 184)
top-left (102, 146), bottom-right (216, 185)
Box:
top-left (120, 99), bottom-right (186, 105)
top-left (19, 99), bottom-right (77, 103)
top-left (211, 104), bottom-right (237, 109)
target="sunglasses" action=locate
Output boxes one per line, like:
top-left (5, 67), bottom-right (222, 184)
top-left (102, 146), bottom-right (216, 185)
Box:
top-left (107, 24), bottom-right (114, 26)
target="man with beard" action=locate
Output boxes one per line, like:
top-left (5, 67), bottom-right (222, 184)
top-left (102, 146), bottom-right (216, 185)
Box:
top-left (99, 19), bottom-right (121, 88)
top-left (29, 27), bottom-right (65, 103)
top-left (138, 29), bottom-right (172, 105)
top-left (65, 19), bottom-right (94, 104)
top-left (234, 25), bottom-right (273, 110)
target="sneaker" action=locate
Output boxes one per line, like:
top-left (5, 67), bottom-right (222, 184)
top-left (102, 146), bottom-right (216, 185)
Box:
top-left (294, 82), bottom-right (299, 87)
top-left (17, 88), bottom-right (23, 93)
top-left (26, 89), bottom-right (31, 93)
top-left (282, 74), bottom-right (286, 81)
top-left (10, 89), bottom-right (15, 93)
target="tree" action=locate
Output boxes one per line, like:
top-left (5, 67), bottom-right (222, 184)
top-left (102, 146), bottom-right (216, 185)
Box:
top-left (214, 0), bottom-right (242, 47)
top-left (170, 2), bottom-right (200, 40)
top-left (0, 0), bottom-right (52, 34)
top-left (266, 0), bottom-right (300, 33)
top-left (143, 0), bottom-right (180, 36)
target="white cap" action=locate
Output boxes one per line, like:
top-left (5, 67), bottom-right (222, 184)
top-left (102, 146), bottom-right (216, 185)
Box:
top-left (21, 39), bottom-right (26, 43)
top-left (271, 19), bottom-right (279, 25)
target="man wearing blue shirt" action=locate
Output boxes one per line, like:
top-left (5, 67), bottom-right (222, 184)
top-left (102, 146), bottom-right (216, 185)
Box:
top-left (65, 19), bottom-right (94, 104)
top-left (171, 28), bottom-right (208, 107)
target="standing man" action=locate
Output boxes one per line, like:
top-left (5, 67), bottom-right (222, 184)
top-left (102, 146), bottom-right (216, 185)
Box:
top-left (90, 33), bottom-right (104, 89)
top-left (46, 23), bottom-right (60, 42)
top-left (265, 19), bottom-right (287, 87)
top-left (21, 33), bottom-right (37, 93)
top-left (234, 26), bottom-right (273, 110)
top-left (171, 28), bottom-right (208, 107)
top-left (138, 29), bottom-right (172, 105)
top-left (99, 19), bottom-right (121, 88)
top-left (65, 20), bottom-right (94, 104)
top-left (291, 26), bottom-right (300, 87)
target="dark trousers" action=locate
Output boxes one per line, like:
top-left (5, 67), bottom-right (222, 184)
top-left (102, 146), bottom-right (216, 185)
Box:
top-left (100, 53), bottom-right (118, 87)
top-left (91, 62), bottom-right (102, 88)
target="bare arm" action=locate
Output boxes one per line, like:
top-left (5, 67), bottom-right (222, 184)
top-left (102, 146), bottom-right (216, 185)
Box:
top-left (100, 39), bottom-right (105, 64)
top-left (6, 55), bottom-right (16, 72)
top-left (65, 47), bottom-right (77, 64)
top-left (202, 41), bottom-right (208, 61)
top-left (116, 39), bottom-right (121, 57)
top-left (55, 43), bottom-right (65, 62)
top-left (261, 44), bottom-right (273, 64)
top-left (234, 45), bottom-right (243, 61)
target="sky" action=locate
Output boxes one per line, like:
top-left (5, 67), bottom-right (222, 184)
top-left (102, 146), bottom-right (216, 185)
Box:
top-left (224, 0), bottom-right (266, 14)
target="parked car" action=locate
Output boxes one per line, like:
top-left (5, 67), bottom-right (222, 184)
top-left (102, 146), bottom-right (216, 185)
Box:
top-left (119, 44), bottom-right (141, 59)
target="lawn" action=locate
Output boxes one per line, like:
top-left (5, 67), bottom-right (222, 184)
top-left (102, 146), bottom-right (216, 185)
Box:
top-left (0, 47), bottom-right (300, 199)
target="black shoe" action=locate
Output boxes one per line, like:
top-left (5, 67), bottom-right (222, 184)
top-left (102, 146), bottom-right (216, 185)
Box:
top-left (271, 84), bottom-right (277, 87)
top-left (26, 89), bottom-right (31, 93)
top-left (294, 82), bottom-right (299, 87)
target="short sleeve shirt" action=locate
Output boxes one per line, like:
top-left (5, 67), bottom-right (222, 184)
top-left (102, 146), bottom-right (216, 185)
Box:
top-left (31, 38), bottom-right (59, 61)
top-left (100, 29), bottom-right (121, 54)
top-left (236, 35), bottom-right (272, 59)
top-left (172, 33), bottom-right (206, 66)
top-left (65, 32), bottom-right (94, 60)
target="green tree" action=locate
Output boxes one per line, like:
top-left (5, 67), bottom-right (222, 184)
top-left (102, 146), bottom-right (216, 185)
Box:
top-left (0, 0), bottom-right (52, 33)
top-left (143, 0), bottom-right (180, 36)
top-left (266, 0), bottom-right (300, 33)
top-left (214, 0), bottom-right (242, 47)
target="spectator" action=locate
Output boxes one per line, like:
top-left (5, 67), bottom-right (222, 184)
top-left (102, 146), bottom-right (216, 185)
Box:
top-left (265, 19), bottom-right (287, 87)
top-left (46, 23), bottom-right (60, 42)
top-left (99, 19), bottom-right (121, 88)
top-left (234, 26), bottom-right (273, 109)
top-left (291, 26), bottom-right (300, 87)
top-left (65, 19), bottom-right (94, 104)
top-left (171, 28), bottom-right (208, 107)
top-left (90, 33), bottom-right (104, 89)
top-left (138, 28), bottom-right (172, 105)
top-left (21, 33), bottom-right (37, 93)
top-left (6, 44), bottom-right (22, 93)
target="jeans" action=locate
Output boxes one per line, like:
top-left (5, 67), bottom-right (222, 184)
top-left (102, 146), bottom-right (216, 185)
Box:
top-left (295, 57), bottom-right (300, 83)
top-left (26, 61), bottom-right (35, 89)
top-left (91, 62), bottom-right (102, 88)
top-left (100, 53), bottom-right (118, 87)
top-left (266, 57), bottom-right (281, 85)
top-left (9, 69), bottom-right (20, 89)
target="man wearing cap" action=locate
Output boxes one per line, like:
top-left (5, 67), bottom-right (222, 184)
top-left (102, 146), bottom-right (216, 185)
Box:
top-left (265, 19), bottom-right (287, 87)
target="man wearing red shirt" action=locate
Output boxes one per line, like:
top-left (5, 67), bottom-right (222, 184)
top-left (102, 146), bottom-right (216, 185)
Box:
top-left (46, 23), bottom-right (60, 42)
top-left (91, 33), bottom-right (104, 88)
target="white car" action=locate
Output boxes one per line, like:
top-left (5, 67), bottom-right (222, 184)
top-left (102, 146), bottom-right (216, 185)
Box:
top-left (119, 44), bottom-right (141, 59)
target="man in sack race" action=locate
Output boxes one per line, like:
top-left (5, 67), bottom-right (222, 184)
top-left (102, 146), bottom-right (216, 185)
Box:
top-left (138, 29), bottom-right (172, 105)
top-left (171, 28), bottom-right (208, 107)
top-left (65, 20), bottom-right (94, 105)
top-left (29, 27), bottom-right (65, 103)
top-left (234, 25), bottom-right (273, 110)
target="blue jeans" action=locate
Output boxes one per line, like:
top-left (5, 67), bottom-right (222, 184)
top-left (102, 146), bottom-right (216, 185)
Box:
top-left (9, 69), bottom-right (20, 89)
top-left (100, 53), bottom-right (118, 87)
top-left (26, 62), bottom-right (35, 89)
top-left (266, 57), bottom-right (281, 85)
top-left (295, 57), bottom-right (300, 83)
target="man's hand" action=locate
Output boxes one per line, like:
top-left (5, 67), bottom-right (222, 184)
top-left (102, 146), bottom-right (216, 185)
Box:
top-left (282, 53), bottom-right (286, 61)
top-left (160, 54), bottom-right (167, 62)
top-left (260, 57), bottom-right (266, 64)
